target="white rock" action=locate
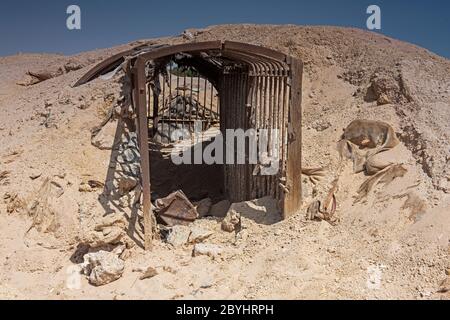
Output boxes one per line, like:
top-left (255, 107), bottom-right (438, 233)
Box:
top-left (193, 243), bottom-right (224, 258)
top-left (80, 250), bottom-right (125, 286)
top-left (188, 226), bottom-right (213, 244)
top-left (166, 225), bottom-right (191, 247)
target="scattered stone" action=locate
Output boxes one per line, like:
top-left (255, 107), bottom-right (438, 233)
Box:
top-left (188, 226), bottom-right (214, 244)
top-left (438, 277), bottom-right (450, 293)
top-left (80, 250), bottom-right (125, 286)
top-left (29, 171), bottom-right (42, 180)
top-left (311, 119), bottom-right (331, 132)
top-left (221, 209), bottom-right (241, 233)
top-left (195, 198), bottom-right (212, 217)
top-left (209, 200), bottom-right (231, 218)
top-left (193, 243), bottom-right (224, 258)
top-left (377, 93), bottom-right (391, 105)
top-left (139, 266), bottom-right (158, 280)
top-left (118, 176), bottom-right (138, 195)
top-left (166, 225), bottom-right (191, 247)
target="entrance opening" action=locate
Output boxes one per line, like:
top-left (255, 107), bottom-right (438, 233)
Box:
top-left (147, 59), bottom-right (224, 202)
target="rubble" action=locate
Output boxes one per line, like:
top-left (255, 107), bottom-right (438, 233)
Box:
top-left (80, 249), bottom-right (125, 286)
top-left (221, 209), bottom-right (241, 233)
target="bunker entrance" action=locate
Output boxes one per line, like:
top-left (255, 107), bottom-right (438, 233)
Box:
top-left (136, 42), bottom-right (302, 218)
top-left (76, 41), bottom-right (303, 248)
top-left (147, 60), bottom-right (223, 202)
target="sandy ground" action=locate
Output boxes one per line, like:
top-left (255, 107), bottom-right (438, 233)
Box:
top-left (0, 24), bottom-right (449, 300)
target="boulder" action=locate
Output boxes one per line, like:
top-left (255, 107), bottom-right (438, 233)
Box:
top-left (209, 200), bottom-right (231, 218)
top-left (195, 198), bottom-right (212, 217)
top-left (80, 250), bottom-right (125, 286)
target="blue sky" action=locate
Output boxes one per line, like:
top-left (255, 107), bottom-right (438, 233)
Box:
top-left (0, 0), bottom-right (449, 58)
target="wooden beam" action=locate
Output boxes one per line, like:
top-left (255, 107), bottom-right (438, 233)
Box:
top-left (135, 58), bottom-right (153, 250)
top-left (283, 58), bottom-right (303, 219)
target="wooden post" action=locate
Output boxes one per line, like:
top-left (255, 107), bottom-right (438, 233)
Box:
top-left (135, 58), bottom-right (153, 250)
top-left (283, 58), bottom-right (303, 219)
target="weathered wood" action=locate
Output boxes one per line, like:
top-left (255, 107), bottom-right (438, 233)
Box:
top-left (283, 58), bottom-right (303, 218)
top-left (135, 58), bottom-right (153, 250)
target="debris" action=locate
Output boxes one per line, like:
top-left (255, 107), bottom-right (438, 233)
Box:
top-left (166, 225), bottom-right (191, 247)
top-left (79, 180), bottom-right (104, 193)
top-left (154, 190), bottom-right (198, 226)
top-left (0, 171), bottom-right (10, 185)
top-left (188, 226), bottom-right (214, 244)
top-left (80, 250), bottom-right (125, 286)
top-left (5, 193), bottom-right (25, 214)
top-left (221, 209), bottom-right (241, 233)
top-left (355, 164), bottom-right (407, 202)
top-left (209, 200), bottom-right (231, 218)
top-left (81, 214), bottom-right (126, 248)
top-left (139, 266), bottom-right (158, 280)
top-left (338, 120), bottom-right (400, 175)
top-left (25, 178), bottom-right (58, 234)
top-left (438, 277), bottom-right (450, 293)
top-left (193, 243), bottom-right (224, 258)
top-left (195, 198), bottom-right (212, 217)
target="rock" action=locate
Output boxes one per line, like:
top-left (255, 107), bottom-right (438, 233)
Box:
top-left (193, 243), bottom-right (224, 258)
top-left (377, 93), bottom-right (391, 105)
top-left (446, 268), bottom-right (450, 276)
top-left (188, 226), bottom-right (214, 244)
top-left (221, 209), bottom-right (241, 233)
top-left (182, 30), bottom-right (195, 40)
top-left (139, 266), bottom-right (158, 280)
top-left (30, 171), bottom-right (42, 180)
top-left (80, 250), bottom-right (125, 286)
top-left (439, 277), bottom-right (450, 293)
top-left (91, 120), bottom-right (117, 150)
top-left (311, 119), bottom-right (331, 132)
top-left (166, 225), bottom-right (191, 247)
top-left (195, 198), bottom-right (212, 217)
top-left (209, 200), bottom-right (231, 218)
top-left (118, 176), bottom-right (138, 195)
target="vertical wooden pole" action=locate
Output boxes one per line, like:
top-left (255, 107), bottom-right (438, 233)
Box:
top-left (135, 58), bottom-right (153, 250)
top-left (283, 58), bottom-right (303, 219)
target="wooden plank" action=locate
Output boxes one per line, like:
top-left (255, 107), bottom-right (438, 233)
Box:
top-left (135, 58), bottom-right (153, 250)
top-left (283, 58), bottom-right (303, 219)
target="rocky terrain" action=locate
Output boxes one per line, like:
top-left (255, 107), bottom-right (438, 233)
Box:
top-left (0, 24), bottom-right (449, 300)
